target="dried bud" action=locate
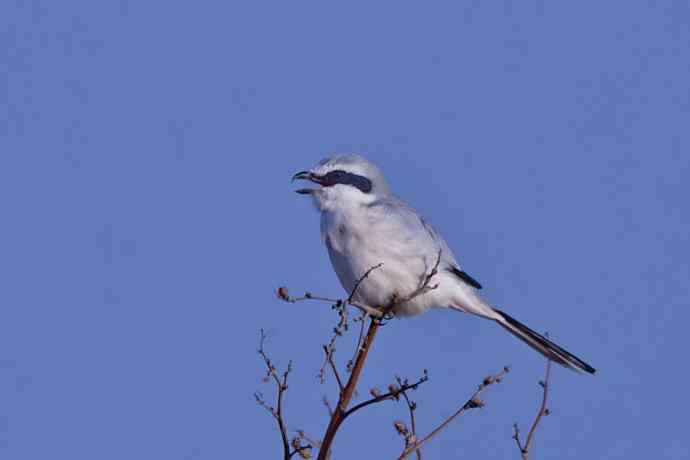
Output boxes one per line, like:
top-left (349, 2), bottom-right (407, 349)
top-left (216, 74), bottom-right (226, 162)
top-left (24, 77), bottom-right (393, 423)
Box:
top-left (305, 292), bottom-right (313, 298)
top-left (297, 447), bottom-right (312, 459)
top-left (466, 397), bottom-right (484, 409)
top-left (394, 420), bottom-right (409, 436)
top-left (388, 383), bottom-right (400, 399)
top-left (291, 437), bottom-right (313, 459)
top-left (370, 387), bottom-right (382, 398)
top-left (483, 375), bottom-right (495, 386)
top-left (277, 287), bottom-right (290, 301)
top-left (503, 366), bottom-right (511, 373)
top-left (544, 408), bottom-right (551, 416)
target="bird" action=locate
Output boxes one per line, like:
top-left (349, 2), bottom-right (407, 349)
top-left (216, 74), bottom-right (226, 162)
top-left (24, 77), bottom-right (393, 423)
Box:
top-left (292, 154), bottom-right (595, 374)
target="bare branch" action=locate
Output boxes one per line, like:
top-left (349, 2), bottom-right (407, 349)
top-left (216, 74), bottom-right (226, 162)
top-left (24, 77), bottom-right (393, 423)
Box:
top-left (398, 366), bottom-right (510, 460)
top-left (277, 287), bottom-right (383, 318)
top-left (399, 381), bottom-right (422, 460)
top-left (342, 370), bottom-right (429, 420)
top-left (348, 312), bottom-right (368, 373)
top-left (256, 329), bottom-right (293, 460)
top-left (314, 263), bottom-right (383, 391)
top-left (381, 250), bottom-right (442, 320)
top-left (322, 396), bottom-right (333, 417)
top-left (512, 359), bottom-right (552, 459)
top-left (317, 303), bottom-right (349, 386)
top-left (279, 254), bottom-right (517, 460)
top-left (324, 345), bottom-right (345, 393)
top-left (347, 262), bottom-right (384, 303)
top-left (317, 316), bottom-right (381, 460)
top-left (404, 249), bottom-right (442, 301)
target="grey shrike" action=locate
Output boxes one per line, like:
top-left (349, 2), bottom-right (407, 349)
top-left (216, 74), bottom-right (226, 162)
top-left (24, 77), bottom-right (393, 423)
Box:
top-left (293, 154), bottom-right (595, 374)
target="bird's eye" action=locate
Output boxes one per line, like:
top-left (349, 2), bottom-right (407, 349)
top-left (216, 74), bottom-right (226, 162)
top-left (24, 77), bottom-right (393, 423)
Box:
top-left (326, 170), bottom-right (346, 183)
top-left (323, 170), bottom-right (372, 193)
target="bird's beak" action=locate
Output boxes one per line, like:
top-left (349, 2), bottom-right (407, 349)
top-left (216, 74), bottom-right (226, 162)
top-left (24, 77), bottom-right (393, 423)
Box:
top-left (292, 170), bottom-right (319, 194)
top-left (292, 171), bottom-right (312, 182)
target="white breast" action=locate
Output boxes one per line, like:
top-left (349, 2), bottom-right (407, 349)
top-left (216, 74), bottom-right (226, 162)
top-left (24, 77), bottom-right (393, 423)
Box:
top-left (321, 204), bottom-right (436, 312)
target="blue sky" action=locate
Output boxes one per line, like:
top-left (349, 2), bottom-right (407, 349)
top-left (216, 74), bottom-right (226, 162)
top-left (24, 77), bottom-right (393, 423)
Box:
top-left (1, 1), bottom-right (689, 459)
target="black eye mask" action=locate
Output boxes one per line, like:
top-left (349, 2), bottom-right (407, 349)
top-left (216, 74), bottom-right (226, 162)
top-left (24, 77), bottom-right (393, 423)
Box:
top-left (321, 170), bottom-right (373, 193)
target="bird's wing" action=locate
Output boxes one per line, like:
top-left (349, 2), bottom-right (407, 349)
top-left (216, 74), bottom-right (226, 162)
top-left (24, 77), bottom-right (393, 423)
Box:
top-left (368, 197), bottom-right (482, 289)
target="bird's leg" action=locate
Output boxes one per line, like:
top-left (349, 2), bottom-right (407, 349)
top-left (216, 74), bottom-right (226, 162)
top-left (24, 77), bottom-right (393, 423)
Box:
top-left (377, 295), bottom-right (400, 326)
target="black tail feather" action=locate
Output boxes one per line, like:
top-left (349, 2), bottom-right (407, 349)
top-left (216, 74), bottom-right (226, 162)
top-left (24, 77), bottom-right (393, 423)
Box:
top-left (494, 309), bottom-right (596, 374)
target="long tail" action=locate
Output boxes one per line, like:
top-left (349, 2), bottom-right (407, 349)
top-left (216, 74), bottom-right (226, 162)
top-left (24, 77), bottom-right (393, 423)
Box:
top-left (494, 309), bottom-right (596, 374)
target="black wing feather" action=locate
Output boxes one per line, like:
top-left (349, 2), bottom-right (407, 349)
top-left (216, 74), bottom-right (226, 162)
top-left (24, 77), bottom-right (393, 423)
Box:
top-left (448, 266), bottom-right (482, 289)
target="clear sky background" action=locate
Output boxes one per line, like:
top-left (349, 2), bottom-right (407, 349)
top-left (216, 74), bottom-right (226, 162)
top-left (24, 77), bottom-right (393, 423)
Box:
top-left (1, 1), bottom-right (689, 459)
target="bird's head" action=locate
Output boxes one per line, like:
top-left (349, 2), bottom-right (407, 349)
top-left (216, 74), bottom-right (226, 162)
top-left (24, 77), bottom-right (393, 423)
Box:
top-left (292, 154), bottom-right (390, 211)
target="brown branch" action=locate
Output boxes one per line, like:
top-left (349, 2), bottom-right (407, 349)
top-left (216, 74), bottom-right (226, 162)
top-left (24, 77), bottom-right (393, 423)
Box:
top-left (398, 366), bottom-right (510, 460)
top-left (255, 329), bottom-right (293, 460)
top-left (275, 256), bottom-right (447, 460)
top-left (317, 316), bottom-right (380, 460)
top-left (315, 256), bottom-right (444, 459)
top-left (512, 359), bottom-right (552, 460)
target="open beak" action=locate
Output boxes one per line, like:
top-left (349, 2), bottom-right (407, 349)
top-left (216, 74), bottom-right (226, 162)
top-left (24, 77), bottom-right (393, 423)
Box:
top-left (292, 170), bottom-right (320, 194)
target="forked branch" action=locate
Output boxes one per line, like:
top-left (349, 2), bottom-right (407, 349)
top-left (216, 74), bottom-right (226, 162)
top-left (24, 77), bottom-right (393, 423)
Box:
top-left (343, 370), bottom-right (429, 421)
top-left (271, 252), bottom-right (514, 460)
top-left (512, 358), bottom-right (552, 460)
top-left (398, 366), bottom-right (510, 460)
top-left (254, 329), bottom-right (293, 460)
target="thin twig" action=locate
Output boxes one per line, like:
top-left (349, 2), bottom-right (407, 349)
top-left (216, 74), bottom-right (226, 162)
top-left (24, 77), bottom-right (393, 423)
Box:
top-left (347, 262), bottom-right (384, 303)
top-left (381, 250), bottom-right (442, 319)
top-left (316, 263), bottom-right (384, 387)
top-left (342, 370), bottom-right (429, 420)
top-left (512, 359), bottom-right (552, 459)
top-left (317, 303), bottom-right (349, 385)
top-left (255, 329), bottom-right (293, 460)
top-left (322, 396), bottom-right (333, 417)
top-left (324, 345), bottom-right (345, 393)
top-left (403, 250), bottom-right (442, 301)
top-left (348, 312), bottom-right (368, 373)
top-left (399, 383), bottom-right (421, 460)
top-left (280, 289), bottom-right (383, 318)
top-left (398, 366), bottom-right (510, 460)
